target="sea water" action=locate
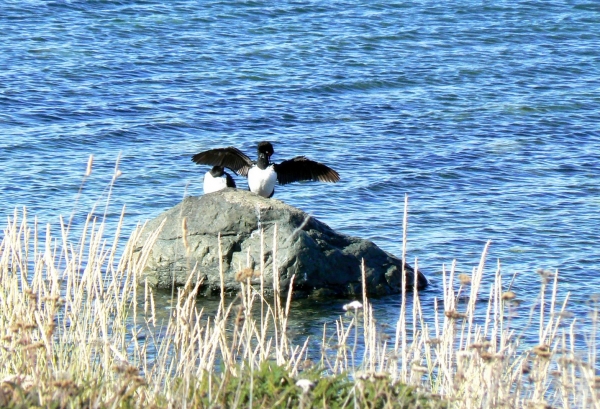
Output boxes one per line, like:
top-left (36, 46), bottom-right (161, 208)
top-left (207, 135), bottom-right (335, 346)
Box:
top-left (2, 0), bottom-right (600, 351)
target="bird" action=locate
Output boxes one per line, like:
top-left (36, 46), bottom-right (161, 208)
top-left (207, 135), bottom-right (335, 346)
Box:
top-left (202, 165), bottom-right (236, 194)
top-left (192, 141), bottom-right (340, 198)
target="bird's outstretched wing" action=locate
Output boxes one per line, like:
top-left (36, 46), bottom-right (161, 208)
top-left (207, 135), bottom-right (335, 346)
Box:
top-left (274, 156), bottom-right (340, 185)
top-left (192, 147), bottom-right (253, 176)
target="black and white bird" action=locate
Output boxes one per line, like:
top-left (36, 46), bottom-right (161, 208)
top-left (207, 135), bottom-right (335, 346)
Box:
top-left (192, 141), bottom-right (340, 198)
top-left (203, 165), bottom-right (236, 194)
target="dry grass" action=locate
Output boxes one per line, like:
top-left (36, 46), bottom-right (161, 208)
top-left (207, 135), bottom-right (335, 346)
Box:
top-left (0, 162), bottom-right (597, 408)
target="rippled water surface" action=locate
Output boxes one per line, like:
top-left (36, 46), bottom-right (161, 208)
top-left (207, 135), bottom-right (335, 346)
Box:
top-left (2, 1), bottom-right (600, 348)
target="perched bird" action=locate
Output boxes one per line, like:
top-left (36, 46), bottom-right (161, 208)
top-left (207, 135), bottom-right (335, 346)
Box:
top-left (203, 165), bottom-right (236, 194)
top-left (192, 141), bottom-right (340, 198)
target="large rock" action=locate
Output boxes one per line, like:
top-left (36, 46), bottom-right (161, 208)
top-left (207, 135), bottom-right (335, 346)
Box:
top-left (132, 189), bottom-right (427, 298)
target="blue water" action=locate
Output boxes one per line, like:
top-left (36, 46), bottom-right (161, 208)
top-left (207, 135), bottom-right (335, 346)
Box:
top-left (2, 1), bottom-right (600, 347)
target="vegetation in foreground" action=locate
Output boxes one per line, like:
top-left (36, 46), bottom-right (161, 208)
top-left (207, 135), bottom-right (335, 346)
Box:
top-left (0, 361), bottom-right (438, 408)
top-left (0, 162), bottom-right (597, 408)
top-left (0, 206), bottom-right (445, 408)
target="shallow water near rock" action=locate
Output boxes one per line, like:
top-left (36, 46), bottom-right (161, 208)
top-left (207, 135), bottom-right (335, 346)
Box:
top-left (2, 1), bottom-right (600, 355)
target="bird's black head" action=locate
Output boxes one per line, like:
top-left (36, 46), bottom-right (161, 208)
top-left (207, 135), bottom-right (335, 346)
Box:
top-left (257, 141), bottom-right (274, 157)
top-left (209, 166), bottom-right (225, 177)
top-left (256, 141), bottom-right (274, 169)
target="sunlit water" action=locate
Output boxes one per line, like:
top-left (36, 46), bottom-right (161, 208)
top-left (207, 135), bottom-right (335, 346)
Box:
top-left (2, 1), bottom-right (600, 356)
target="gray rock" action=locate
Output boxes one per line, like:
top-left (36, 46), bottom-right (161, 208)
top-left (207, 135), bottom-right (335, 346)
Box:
top-left (131, 189), bottom-right (427, 298)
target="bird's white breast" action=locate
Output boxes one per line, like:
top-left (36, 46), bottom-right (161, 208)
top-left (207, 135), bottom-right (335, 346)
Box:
top-left (248, 165), bottom-right (276, 197)
top-left (203, 171), bottom-right (228, 194)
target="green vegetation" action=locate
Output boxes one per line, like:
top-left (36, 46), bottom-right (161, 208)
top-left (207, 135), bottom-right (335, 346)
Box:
top-left (167, 362), bottom-right (442, 408)
top-left (0, 360), bottom-right (441, 408)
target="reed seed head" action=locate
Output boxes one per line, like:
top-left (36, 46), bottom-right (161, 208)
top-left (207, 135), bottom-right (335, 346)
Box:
top-left (479, 351), bottom-right (495, 361)
top-left (458, 273), bottom-right (471, 285)
top-left (181, 217), bottom-right (189, 252)
top-left (133, 376), bottom-right (146, 386)
top-left (23, 341), bottom-right (45, 350)
top-left (356, 371), bottom-right (388, 380)
top-left (502, 291), bottom-right (516, 300)
top-left (532, 344), bottom-right (552, 358)
top-left (411, 361), bottom-right (428, 373)
top-left (300, 359), bottom-right (314, 370)
top-left (126, 366), bottom-right (140, 376)
top-left (445, 310), bottom-right (466, 319)
top-left (356, 371), bottom-right (387, 380)
top-left (234, 268), bottom-right (257, 282)
top-left (536, 268), bottom-right (553, 283)
top-left (52, 378), bottom-right (76, 389)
